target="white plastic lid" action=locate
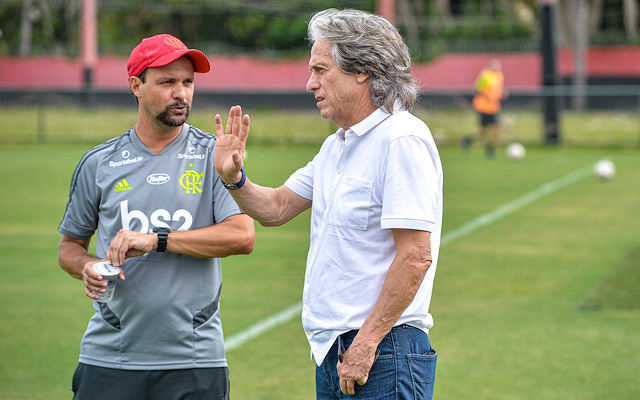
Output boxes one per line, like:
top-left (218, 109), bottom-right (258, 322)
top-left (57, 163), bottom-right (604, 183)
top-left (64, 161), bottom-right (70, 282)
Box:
top-left (92, 261), bottom-right (121, 278)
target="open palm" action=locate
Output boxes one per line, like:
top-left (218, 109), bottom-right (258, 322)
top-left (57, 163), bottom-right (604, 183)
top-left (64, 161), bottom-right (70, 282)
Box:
top-left (214, 105), bottom-right (250, 183)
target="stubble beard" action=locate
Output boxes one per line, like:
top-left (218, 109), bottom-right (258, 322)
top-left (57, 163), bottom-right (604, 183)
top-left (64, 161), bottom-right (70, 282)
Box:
top-left (156, 100), bottom-right (190, 127)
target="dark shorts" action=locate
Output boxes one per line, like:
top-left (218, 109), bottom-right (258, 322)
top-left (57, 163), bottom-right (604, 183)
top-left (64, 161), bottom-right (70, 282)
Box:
top-left (479, 112), bottom-right (499, 126)
top-left (72, 363), bottom-right (230, 400)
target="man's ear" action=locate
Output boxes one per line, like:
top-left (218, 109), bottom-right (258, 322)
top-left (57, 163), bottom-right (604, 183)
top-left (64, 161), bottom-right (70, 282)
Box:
top-left (356, 72), bottom-right (370, 84)
top-left (130, 76), bottom-right (143, 98)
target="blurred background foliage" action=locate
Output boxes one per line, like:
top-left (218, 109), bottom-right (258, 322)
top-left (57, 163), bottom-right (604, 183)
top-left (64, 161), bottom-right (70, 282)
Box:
top-left (0, 0), bottom-right (638, 61)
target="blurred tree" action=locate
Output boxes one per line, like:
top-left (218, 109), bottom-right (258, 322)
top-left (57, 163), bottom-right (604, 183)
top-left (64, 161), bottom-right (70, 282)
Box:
top-left (434, 0), bottom-right (452, 17)
top-left (18, 0), bottom-right (75, 56)
top-left (397, 0), bottom-right (421, 52)
top-left (0, 0), bottom-right (635, 59)
top-left (557, 0), bottom-right (594, 110)
top-left (623, 0), bottom-right (638, 39)
top-left (18, 0), bottom-right (33, 56)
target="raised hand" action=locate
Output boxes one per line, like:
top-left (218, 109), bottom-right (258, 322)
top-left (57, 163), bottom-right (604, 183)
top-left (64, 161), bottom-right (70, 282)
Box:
top-left (214, 105), bottom-right (250, 184)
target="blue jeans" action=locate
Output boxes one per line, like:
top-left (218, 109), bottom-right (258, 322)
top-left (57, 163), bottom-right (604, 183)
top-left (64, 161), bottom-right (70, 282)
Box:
top-left (316, 324), bottom-right (437, 399)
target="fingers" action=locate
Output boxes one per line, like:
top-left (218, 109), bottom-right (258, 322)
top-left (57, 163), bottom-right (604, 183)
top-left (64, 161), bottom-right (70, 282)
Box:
top-left (218, 105), bottom-right (249, 138)
top-left (225, 106), bottom-right (235, 135)
top-left (229, 105), bottom-right (244, 136)
top-left (339, 376), bottom-right (364, 396)
top-left (83, 260), bottom-right (125, 300)
top-left (85, 287), bottom-right (101, 300)
top-left (339, 378), bottom-right (356, 396)
top-left (214, 106), bottom-right (249, 181)
top-left (106, 230), bottom-right (153, 267)
top-left (231, 106), bottom-right (243, 135)
top-left (232, 152), bottom-right (244, 169)
top-left (215, 114), bottom-right (224, 136)
top-left (356, 375), bottom-right (369, 386)
top-left (83, 261), bottom-right (105, 300)
top-left (347, 380), bottom-right (356, 396)
top-left (239, 113), bottom-right (250, 143)
top-left (336, 344), bottom-right (375, 396)
top-left (107, 233), bottom-right (126, 267)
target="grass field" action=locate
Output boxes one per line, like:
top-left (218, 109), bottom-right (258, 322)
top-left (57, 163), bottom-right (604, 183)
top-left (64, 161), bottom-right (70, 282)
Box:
top-left (1, 105), bottom-right (639, 148)
top-left (0, 108), bottom-right (639, 399)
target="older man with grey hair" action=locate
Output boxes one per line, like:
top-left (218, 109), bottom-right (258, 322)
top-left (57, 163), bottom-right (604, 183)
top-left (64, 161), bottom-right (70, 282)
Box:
top-left (214, 8), bottom-right (443, 399)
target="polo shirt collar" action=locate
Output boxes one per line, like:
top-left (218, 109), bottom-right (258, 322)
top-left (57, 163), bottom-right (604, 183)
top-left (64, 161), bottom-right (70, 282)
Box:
top-left (336, 106), bottom-right (393, 142)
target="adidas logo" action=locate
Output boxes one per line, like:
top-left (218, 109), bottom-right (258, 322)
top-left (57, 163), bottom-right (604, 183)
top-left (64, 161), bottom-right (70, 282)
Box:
top-left (114, 179), bottom-right (132, 192)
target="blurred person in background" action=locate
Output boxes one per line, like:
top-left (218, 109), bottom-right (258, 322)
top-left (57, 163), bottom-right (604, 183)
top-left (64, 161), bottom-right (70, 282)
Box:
top-left (463, 58), bottom-right (506, 158)
top-left (57, 34), bottom-right (254, 400)
top-left (214, 8), bottom-right (442, 399)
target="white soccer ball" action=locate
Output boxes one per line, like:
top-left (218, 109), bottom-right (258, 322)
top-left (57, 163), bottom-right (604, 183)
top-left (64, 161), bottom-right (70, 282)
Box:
top-left (506, 142), bottom-right (526, 160)
top-left (594, 159), bottom-right (615, 180)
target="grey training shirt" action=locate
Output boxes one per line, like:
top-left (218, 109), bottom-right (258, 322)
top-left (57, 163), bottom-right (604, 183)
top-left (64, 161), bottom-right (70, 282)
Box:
top-left (59, 123), bottom-right (243, 370)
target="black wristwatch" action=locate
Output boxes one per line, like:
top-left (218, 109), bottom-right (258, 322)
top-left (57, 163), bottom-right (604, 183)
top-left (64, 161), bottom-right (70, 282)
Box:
top-left (152, 227), bottom-right (171, 252)
top-left (221, 168), bottom-right (246, 190)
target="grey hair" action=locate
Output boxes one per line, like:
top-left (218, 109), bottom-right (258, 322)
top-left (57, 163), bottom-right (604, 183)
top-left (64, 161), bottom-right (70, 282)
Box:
top-left (307, 8), bottom-right (419, 113)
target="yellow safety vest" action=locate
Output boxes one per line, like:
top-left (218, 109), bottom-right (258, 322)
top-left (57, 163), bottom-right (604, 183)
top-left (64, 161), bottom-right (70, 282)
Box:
top-left (472, 69), bottom-right (504, 115)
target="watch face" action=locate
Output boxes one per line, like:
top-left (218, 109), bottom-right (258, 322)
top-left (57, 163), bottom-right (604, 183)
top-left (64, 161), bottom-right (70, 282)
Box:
top-left (225, 184), bottom-right (238, 190)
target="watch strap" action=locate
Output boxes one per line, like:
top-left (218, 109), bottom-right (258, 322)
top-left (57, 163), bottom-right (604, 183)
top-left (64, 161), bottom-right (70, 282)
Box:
top-left (153, 227), bottom-right (171, 252)
top-left (221, 168), bottom-right (246, 190)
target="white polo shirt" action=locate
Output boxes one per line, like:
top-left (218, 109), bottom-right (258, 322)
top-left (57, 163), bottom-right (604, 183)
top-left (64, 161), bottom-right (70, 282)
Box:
top-left (284, 106), bottom-right (443, 365)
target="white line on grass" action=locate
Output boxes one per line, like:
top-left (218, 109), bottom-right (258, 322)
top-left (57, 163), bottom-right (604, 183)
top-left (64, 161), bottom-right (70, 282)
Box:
top-left (225, 302), bottom-right (303, 351)
top-left (441, 164), bottom-right (594, 246)
top-left (225, 163), bottom-right (595, 352)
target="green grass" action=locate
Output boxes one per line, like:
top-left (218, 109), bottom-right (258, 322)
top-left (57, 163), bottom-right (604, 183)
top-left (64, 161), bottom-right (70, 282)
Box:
top-left (0, 109), bottom-right (639, 399)
top-left (2, 105), bottom-right (639, 148)
top-left (0, 106), bottom-right (338, 146)
top-left (582, 246), bottom-right (640, 311)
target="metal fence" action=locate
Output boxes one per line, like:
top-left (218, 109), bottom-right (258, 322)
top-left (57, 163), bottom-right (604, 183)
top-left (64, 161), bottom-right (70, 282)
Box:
top-left (1, 85), bottom-right (639, 148)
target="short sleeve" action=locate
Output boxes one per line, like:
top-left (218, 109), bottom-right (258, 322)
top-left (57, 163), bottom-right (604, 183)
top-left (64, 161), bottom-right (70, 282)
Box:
top-left (284, 158), bottom-right (315, 201)
top-left (380, 135), bottom-right (440, 232)
top-left (58, 153), bottom-right (101, 239)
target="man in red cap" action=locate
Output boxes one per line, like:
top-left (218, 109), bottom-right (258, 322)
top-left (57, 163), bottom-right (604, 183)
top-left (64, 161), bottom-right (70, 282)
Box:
top-left (126, 34), bottom-right (211, 141)
top-left (127, 34), bottom-right (211, 79)
top-left (57, 34), bottom-right (254, 399)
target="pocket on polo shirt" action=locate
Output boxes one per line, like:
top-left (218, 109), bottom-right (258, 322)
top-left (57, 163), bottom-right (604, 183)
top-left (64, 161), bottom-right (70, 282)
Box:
top-left (328, 176), bottom-right (373, 230)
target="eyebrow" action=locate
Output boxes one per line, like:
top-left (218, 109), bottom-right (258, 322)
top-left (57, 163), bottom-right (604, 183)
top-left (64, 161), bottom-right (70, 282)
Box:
top-left (309, 61), bottom-right (329, 71)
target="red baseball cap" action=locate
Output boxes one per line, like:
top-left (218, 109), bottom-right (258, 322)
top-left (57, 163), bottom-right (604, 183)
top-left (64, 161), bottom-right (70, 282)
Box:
top-left (127, 34), bottom-right (211, 78)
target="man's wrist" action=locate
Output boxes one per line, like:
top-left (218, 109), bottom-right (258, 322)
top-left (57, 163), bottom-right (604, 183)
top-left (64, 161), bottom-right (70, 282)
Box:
top-left (221, 168), bottom-right (246, 190)
top-left (152, 227), bottom-right (171, 252)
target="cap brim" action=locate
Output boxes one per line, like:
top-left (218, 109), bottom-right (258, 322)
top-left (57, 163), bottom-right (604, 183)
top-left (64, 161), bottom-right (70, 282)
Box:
top-left (148, 49), bottom-right (211, 73)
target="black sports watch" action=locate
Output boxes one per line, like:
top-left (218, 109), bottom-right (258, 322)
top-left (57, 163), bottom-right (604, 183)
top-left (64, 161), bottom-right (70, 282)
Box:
top-left (152, 227), bottom-right (171, 252)
top-left (221, 168), bottom-right (246, 190)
